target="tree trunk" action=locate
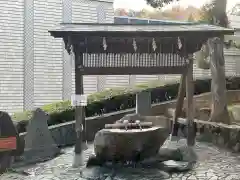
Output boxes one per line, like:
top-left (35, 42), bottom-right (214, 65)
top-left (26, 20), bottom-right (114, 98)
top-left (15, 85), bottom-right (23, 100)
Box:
top-left (208, 38), bottom-right (230, 124)
top-left (207, 0), bottom-right (230, 124)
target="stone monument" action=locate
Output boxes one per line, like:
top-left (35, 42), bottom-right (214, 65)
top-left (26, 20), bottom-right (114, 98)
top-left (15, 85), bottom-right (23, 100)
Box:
top-left (23, 108), bottom-right (60, 163)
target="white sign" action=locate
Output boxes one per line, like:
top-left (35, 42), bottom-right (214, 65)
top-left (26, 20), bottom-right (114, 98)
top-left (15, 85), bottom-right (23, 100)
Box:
top-left (71, 94), bottom-right (88, 106)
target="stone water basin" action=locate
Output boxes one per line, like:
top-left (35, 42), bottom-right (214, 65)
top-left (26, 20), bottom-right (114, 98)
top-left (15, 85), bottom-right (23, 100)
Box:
top-left (94, 126), bottom-right (168, 162)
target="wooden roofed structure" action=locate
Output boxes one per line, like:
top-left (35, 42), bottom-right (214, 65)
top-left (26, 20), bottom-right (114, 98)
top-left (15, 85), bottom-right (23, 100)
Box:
top-left (49, 22), bottom-right (234, 166)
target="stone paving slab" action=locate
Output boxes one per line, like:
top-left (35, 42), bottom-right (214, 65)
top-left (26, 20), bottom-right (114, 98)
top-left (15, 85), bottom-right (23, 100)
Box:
top-left (1, 140), bottom-right (240, 180)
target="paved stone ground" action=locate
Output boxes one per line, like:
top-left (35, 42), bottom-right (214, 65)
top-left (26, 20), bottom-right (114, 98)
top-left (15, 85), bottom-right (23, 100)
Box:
top-left (1, 139), bottom-right (240, 180)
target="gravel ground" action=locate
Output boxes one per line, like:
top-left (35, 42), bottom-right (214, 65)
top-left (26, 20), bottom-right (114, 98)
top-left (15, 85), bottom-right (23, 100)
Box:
top-left (1, 139), bottom-right (240, 180)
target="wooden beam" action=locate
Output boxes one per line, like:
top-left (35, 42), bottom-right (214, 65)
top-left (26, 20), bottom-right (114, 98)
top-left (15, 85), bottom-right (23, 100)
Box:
top-left (186, 55), bottom-right (196, 146)
top-left (76, 67), bottom-right (187, 75)
top-left (171, 72), bottom-right (186, 137)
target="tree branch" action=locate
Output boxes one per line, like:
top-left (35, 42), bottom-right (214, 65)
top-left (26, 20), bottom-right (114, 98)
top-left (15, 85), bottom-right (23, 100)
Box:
top-left (145, 0), bottom-right (179, 8)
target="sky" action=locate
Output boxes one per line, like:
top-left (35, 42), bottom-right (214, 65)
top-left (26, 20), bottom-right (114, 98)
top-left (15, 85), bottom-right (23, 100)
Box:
top-left (113, 0), bottom-right (240, 11)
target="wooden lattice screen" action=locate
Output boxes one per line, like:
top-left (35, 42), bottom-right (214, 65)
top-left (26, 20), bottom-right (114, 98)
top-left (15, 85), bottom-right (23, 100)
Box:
top-left (74, 36), bottom-right (188, 75)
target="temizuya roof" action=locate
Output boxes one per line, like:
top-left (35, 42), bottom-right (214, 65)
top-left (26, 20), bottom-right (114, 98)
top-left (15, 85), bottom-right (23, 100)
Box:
top-left (49, 22), bottom-right (234, 38)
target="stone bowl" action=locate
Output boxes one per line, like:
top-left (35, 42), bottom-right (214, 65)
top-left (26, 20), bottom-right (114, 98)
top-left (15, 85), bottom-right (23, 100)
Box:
top-left (93, 126), bottom-right (168, 162)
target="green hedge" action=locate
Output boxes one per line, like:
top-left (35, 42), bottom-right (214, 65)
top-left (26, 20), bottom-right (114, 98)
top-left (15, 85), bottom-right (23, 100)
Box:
top-left (12, 77), bottom-right (240, 133)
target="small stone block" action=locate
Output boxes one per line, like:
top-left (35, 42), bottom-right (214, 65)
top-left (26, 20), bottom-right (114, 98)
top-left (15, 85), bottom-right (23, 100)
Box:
top-left (136, 91), bottom-right (151, 116)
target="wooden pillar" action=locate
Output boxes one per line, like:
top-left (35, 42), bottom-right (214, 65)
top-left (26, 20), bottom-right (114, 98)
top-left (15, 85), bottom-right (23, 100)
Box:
top-left (186, 55), bottom-right (195, 146)
top-left (73, 49), bottom-right (85, 167)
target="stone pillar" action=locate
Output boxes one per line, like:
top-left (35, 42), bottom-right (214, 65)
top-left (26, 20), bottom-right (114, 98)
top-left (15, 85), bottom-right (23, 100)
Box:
top-left (136, 91), bottom-right (151, 116)
top-left (23, 0), bottom-right (34, 110)
top-left (62, 0), bottom-right (72, 100)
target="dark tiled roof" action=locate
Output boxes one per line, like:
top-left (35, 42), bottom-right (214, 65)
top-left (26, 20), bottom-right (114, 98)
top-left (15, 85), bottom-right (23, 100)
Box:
top-left (49, 23), bottom-right (234, 37)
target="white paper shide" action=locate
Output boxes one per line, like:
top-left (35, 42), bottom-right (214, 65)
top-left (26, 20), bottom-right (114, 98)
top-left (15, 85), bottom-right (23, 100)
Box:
top-left (71, 94), bottom-right (88, 106)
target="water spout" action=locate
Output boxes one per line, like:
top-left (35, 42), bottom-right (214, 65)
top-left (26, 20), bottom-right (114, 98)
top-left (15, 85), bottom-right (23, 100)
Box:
top-left (135, 120), bottom-right (142, 130)
top-left (123, 120), bottom-right (129, 131)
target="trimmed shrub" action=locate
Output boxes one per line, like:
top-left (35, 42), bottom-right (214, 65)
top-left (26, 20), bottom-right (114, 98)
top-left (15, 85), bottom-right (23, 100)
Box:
top-left (12, 76), bottom-right (240, 133)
